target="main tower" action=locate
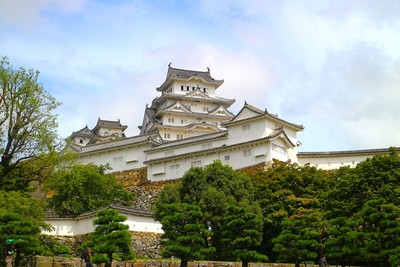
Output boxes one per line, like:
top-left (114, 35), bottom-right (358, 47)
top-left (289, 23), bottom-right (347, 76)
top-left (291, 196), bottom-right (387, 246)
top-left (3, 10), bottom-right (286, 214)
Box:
top-left (139, 64), bottom-right (235, 141)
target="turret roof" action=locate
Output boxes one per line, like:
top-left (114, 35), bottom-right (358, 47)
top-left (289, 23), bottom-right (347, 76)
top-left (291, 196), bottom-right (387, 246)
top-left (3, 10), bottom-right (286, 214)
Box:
top-left (223, 102), bottom-right (304, 131)
top-left (92, 118), bottom-right (128, 132)
top-left (157, 64), bottom-right (224, 92)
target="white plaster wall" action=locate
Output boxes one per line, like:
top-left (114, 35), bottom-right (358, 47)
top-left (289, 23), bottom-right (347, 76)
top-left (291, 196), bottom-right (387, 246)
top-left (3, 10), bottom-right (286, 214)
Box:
top-left (147, 142), bottom-right (274, 182)
top-left (298, 154), bottom-right (373, 170)
top-left (43, 215), bottom-right (163, 236)
top-left (226, 120), bottom-right (269, 145)
top-left (78, 145), bottom-right (147, 172)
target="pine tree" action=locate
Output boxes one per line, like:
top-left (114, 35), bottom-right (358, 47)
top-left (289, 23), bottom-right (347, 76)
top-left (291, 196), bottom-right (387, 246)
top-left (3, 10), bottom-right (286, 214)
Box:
top-left (83, 209), bottom-right (134, 267)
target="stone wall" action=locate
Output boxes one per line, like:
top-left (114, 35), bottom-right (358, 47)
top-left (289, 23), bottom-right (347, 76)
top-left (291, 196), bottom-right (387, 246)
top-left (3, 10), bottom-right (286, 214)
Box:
top-left (114, 167), bottom-right (179, 210)
top-left (131, 232), bottom-right (162, 258)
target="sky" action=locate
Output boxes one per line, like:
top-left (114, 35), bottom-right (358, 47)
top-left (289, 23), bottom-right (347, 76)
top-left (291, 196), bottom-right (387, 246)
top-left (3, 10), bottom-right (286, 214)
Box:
top-left (1, 0), bottom-right (400, 152)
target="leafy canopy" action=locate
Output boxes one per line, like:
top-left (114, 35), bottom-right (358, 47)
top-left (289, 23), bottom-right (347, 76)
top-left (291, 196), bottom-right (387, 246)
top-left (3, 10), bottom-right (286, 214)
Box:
top-left (83, 209), bottom-right (134, 267)
top-left (0, 56), bottom-right (61, 190)
top-left (46, 163), bottom-right (133, 215)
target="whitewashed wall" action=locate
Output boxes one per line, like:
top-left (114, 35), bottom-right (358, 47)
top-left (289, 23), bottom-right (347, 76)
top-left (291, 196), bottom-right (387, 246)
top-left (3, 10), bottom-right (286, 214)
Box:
top-left (43, 214), bottom-right (163, 236)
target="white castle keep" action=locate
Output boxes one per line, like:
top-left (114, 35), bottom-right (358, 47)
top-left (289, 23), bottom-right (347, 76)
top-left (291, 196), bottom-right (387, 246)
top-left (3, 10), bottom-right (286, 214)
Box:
top-left (46, 65), bottom-right (397, 237)
top-left (68, 65), bottom-right (394, 176)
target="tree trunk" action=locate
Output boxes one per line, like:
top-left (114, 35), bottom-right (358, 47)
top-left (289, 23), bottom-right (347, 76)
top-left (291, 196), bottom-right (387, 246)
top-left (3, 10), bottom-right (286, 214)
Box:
top-left (242, 260), bottom-right (249, 267)
top-left (180, 259), bottom-right (188, 267)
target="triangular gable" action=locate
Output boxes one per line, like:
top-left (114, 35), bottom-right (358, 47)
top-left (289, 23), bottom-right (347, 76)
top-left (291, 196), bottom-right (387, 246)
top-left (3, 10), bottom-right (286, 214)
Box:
top-left (268, 127), bottom-right (296, 148)
top-left (209, 105), bottom-right (235, 117)
top-left (164, 101), bottom-right (192, 113)
top-left (224, 102), bottom-right (304, 131)
top-left (186, 88), bottom-right (212, 99)
top-left (229, 102), bottom-right (265, 123)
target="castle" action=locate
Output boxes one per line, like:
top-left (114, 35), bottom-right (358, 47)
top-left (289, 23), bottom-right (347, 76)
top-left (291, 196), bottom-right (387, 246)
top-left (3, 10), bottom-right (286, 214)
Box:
top-left (68, 65), bottom-right (394, 175)
top-left (46, 65), bottom-right (397, 244)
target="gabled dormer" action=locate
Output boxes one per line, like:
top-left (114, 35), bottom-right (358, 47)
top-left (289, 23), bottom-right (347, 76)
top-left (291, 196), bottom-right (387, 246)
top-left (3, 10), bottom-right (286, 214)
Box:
top-left (164, 101), bottom-right (192, 113)
top-left (92, 118), bottom-right (127, 138)
top-left (69, 125), bottom-right (93, 146)
top-left (209, 105), bottom-right (235, 117)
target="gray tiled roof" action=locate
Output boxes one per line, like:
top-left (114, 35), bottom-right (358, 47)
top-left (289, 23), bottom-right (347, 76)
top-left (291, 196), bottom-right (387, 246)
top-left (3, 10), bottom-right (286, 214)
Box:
top-left (45, 204), bottom-right (154, 220)
top-left (298, 147), bottom-right (400, 158)
top-left (76, 132), bottom-right (162, 155)
top-left (93, 118), bottom-right (128, 132)
top-left (145, 131), bottom-right (229, 153)
top-left (224, 102), bottom-right (304, 131)
top-left (143, 128), bottom-right (290, 164)
top-left (157, 65), bottom-right (224, 92)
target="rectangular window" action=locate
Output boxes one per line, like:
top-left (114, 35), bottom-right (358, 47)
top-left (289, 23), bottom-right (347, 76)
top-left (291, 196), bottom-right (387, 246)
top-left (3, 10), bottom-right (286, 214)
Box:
top-left (191, 160), bottom-right (202, 167)
top-left (181, 85), bottom-right (184, 91)
top-left (243, 149), bottom-right (251, 157)
top-left (170, 164), bottom-right (180, 170)
top-left (164, 133), bottom-right (170, 139)
top-left (224, 155), bottom-right (230, 161)
top-left (242, 124), bottom-right (251, 131)
top-left (272, 144), bottom-right (287, 156)
top-left (202, 143), bottom-right (212, 150)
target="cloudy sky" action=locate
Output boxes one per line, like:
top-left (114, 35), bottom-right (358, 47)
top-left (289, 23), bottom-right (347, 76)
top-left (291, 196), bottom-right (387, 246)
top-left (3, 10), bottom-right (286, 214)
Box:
top-left (1, 0), bottom-right (399, 152)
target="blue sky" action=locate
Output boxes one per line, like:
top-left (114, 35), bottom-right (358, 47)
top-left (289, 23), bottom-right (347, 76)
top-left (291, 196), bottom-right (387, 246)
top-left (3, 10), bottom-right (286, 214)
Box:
top-left (1, 0), bottom-right (400, 152)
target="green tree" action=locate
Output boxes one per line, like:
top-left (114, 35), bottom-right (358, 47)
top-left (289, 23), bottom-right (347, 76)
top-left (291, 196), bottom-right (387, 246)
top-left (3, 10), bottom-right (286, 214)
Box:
top-left (0, 56), bottom-right (61, 190)
top-left (159, 203), bottom-right (214, 267)
top-left (0, 190), bottom-right (53, 266)
top-left (250, 161), bottom-right (331, 263)
top-left (83, 209), bottom-right (134, 267)
top-left (0, 212), bottom-right (43, 267)
top-left (155, 160), bottom-right (258, 261)
top-left (46, 163), bottom-right (133, 215)
top-left (221, 205), bottom-right (268, 267)
top-left (324, 149), bottom-right (400, 267)
top-left (272, 208), bottom-right (320, 267)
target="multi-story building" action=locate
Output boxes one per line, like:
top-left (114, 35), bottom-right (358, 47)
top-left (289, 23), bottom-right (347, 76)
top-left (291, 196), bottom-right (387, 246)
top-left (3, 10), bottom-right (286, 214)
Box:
top-left (139, 65), bottom-right (235, 141)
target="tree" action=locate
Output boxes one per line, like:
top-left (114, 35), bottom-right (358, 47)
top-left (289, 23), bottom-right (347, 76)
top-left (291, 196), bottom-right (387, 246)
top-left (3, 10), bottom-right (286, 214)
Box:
top-left (221, 205), bottom-right (268, 267)
top-left (250, 161), bottom-right (331, 263)
top-left (272, 208), bottom-right (320, 267)
top-left (46, 163), bottom-right (133, 215)
top-left (159, 203), bottom-right (214, 267)
top-left (0, 212), bottom-right (43, 267)
top-left (0, 56), bottom-right (61, 189)
top-left (0, 190), bottom-right (52, 266)
top-left (155, 160), bottom-right (259, 261)
top-left (83, 209), bottom-right (134, 267)
top-left (324, 149), bottom-right (400, 267)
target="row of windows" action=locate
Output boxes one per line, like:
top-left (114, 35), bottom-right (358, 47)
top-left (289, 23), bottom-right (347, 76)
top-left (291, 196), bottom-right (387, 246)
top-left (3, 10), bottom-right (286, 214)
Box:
top-left (163, 133), bottom-right (185, 140)
top-left (181, 85), bottom-right (208, 93)
top-left (165, 117), bottom-right (220, 127)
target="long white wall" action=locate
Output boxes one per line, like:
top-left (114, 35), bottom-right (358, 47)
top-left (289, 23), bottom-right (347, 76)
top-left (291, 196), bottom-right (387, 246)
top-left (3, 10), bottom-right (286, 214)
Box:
top-left (44, 212), bottom-right (163, 236)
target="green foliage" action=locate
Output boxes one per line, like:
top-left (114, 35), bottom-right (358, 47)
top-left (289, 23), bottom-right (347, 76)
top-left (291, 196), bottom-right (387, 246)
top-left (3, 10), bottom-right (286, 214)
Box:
top-left (83, 209), bottom-right (134, 267)
top-left (324, 150), bottom-right (400, 267)
top-left (155, 160), bottom-right (258, 262)
top-left (0, 212), bottom-right (43, 267)
top-left (221, 205), bottom-right (268, 267)
top-left (159, 203), bottom-right (215, 267)
top-left (0, 56), bottom-right (62, 190)
top-left (46, 163), bottom-right (133, 215)
top-left (39, 235), bottom-right (72, 256)
top-left (250, 161), bottom-right (330, 262)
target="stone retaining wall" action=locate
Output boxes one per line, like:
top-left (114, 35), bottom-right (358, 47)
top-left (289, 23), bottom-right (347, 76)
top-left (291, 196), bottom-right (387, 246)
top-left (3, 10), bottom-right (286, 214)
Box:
top-left (27, 257), bottom-right (321, 267)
